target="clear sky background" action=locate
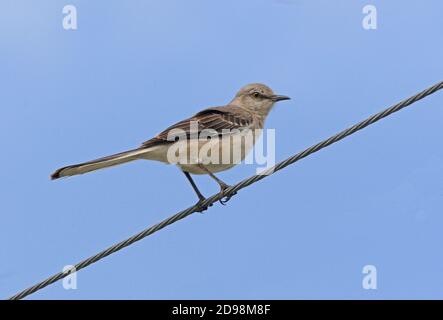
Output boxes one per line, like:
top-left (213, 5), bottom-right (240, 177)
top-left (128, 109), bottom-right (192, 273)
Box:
top-left (1, 0), bottom-right (443, 299)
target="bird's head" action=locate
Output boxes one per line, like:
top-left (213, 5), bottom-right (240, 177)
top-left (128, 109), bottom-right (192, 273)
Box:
top-left (230, 83), bottom-right (290, 117)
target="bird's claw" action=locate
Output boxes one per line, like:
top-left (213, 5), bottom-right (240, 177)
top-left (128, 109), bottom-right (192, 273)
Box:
top-left (218, 184), bottom-right (237, 205)
top-left (195, 198), bottom-right (212, 213)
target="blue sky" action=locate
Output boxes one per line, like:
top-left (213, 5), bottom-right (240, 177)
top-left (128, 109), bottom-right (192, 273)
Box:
top-left (1, 0), bottom-right (443, 299)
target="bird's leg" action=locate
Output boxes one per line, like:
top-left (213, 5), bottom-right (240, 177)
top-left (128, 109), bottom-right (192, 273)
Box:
top-left (182, 171), bottom-right (212, 213)
top-left (183, 171), bottom-right (205, 200)
top-left (196, 164), bottom-right (237, 205)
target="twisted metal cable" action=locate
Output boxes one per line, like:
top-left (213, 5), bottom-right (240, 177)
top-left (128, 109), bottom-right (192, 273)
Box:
top-left (8, 81), bottom-right (443, 300)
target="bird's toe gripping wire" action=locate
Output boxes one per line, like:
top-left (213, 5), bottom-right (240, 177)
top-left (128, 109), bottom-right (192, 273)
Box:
top-left (195, 198), bottom-right (213, 213)
top-left (218, 183), bottom-right (237, 205)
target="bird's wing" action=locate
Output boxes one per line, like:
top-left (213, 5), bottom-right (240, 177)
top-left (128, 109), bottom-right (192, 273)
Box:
top-left (141, 105), bottom-right (255, 148)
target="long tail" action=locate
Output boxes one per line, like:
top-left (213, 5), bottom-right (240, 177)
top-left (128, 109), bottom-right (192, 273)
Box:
top-left (51, 148), bottom-right (150, 180)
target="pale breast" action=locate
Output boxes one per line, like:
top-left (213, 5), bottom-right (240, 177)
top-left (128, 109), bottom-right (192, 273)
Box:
top-left (178, 128), bottom-right (262, 174)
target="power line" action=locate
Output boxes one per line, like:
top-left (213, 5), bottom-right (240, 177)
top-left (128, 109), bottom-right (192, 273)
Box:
top-left (8, 80), bottom-right (443, 300)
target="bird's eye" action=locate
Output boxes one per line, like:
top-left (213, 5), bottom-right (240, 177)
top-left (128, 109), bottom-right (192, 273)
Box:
top-left (252, 92), bottom-right (260, 98)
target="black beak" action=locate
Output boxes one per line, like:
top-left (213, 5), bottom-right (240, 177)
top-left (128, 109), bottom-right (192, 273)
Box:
top-left (271, 94), bottom-right (291, 102)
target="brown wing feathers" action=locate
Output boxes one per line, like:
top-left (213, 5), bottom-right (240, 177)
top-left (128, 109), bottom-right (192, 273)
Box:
top-left (141, 105), bottom-right (253, 148)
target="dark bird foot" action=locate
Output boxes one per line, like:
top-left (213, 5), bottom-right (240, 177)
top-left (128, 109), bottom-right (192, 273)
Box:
top-left (219, 183), bottom-right (237, 205)
top-left (195, 198), bottom-right (212, 213)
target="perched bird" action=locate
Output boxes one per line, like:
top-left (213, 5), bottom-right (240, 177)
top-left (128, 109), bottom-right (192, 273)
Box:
top-left (51, 83), bottom-right (290, 210)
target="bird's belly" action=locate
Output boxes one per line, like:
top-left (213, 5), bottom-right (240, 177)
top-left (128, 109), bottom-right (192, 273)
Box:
top-left (179, 163), bottom-right (236, 175)
top-left (176, 130), bottom-right (259, 174)
top-left (141, 129), bottom-right (261, 174)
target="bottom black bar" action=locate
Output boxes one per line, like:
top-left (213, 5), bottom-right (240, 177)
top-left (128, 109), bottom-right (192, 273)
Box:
top-left (3, 300), bottom-right (441, 317)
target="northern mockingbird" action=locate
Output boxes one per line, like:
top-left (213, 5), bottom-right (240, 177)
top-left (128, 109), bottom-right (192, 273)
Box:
top-left (51, 83), bottom-right (290, 210)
